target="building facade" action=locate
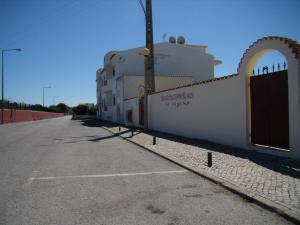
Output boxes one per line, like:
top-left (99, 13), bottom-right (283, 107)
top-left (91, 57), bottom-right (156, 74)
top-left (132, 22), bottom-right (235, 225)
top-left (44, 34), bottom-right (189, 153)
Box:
top-left (96, 36), bottom-right (300, 159)
top-left (96, 41), bottom-right (221, 123)
top-left (123, 36), bottom-right (300, 159)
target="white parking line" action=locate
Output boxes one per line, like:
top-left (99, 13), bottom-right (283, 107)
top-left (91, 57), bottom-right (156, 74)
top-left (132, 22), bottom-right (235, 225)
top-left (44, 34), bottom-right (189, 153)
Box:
top-left (23, 170), bottom-right (40, 188)
top-left (29, 170), bottom-right (188, 181)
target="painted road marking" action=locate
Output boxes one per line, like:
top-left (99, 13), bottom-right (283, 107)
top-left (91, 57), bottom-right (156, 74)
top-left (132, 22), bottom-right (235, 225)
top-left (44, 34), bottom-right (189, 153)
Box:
top-left (23, 170), bottom-right (40, 188)
top-left (28, 170), bottom-right (188, 182)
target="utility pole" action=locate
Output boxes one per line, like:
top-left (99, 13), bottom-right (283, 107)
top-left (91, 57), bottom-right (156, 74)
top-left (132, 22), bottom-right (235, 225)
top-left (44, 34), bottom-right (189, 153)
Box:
top-left (144, 0), bottom-right (155, 130)
top-left (1, 48), bottom-right (22, 124)
top-left (42, 86), bottom-right (51, 107)
top-left (1, 51), bottom-right (3, 124)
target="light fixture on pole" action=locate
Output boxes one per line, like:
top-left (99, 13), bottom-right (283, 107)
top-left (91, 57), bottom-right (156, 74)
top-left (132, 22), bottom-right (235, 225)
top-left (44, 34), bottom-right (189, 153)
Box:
top-left (42, 86), bottom-right (51, 107)
top-left (1, 48), bottom-right (22, 124)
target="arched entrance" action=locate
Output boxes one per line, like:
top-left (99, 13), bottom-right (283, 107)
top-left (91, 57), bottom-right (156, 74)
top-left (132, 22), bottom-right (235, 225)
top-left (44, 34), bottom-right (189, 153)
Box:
top-left (238, 36), bottom-right (300, 153)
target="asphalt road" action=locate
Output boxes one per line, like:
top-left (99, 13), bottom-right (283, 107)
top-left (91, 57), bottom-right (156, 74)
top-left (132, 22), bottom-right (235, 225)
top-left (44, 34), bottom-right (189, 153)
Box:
top-left (0, 117), bottom-right (294, 225)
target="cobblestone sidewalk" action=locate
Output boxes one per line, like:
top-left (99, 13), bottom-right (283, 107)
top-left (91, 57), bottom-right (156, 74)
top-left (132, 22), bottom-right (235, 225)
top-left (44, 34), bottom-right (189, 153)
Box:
top-left (102, 123), bottom-right (300, 222)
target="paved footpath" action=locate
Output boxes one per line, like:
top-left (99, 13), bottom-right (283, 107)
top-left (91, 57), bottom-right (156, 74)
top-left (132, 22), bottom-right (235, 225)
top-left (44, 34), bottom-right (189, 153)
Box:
top-left (103, 122), bottom-right (300, 223)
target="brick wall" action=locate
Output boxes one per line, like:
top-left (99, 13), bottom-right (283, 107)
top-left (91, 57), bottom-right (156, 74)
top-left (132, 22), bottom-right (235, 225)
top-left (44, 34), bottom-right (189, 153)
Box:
top-left (0, 109), bottom-right (65, 124)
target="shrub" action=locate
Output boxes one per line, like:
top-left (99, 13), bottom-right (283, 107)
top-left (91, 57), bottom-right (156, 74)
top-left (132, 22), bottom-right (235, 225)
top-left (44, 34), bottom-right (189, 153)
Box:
top-left (73, 104), bottom-right (89, 115)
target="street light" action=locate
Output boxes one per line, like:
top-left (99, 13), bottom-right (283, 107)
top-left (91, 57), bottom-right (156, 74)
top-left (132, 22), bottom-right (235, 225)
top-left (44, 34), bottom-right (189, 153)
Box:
top-left (1, 48), bottom-right (22, 124)
top-left (52, 96), bottom-right (59, 105)
top-left (42, 86), bottom-right (51, 107)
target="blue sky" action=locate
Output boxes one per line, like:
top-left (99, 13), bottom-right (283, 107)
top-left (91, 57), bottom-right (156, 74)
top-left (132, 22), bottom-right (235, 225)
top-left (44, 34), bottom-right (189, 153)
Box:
top-left (0, 0), bottom-right (299, 106)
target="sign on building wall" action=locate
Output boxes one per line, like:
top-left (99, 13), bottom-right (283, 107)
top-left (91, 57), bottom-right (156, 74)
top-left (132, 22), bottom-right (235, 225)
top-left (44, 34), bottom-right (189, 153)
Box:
top-left (160, 91), bottom-right (194, 108)
top-left (154, 53), bottom-right (171, 65)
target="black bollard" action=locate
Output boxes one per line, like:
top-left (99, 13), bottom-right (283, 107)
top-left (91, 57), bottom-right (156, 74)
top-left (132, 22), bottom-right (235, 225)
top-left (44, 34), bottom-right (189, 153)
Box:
top-left (119, 126), bottom-right (121, 132)
top-left (207, 152), bottom-right (212, 167)
top-left (131, 129), bottom-right (134, 137)
top-left (153, 136), bottom-right (156, 145)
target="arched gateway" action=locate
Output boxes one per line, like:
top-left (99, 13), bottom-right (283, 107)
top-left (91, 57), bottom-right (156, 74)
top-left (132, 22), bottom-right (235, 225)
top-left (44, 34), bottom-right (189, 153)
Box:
top-left (238, 36), bottom-right (300, 158)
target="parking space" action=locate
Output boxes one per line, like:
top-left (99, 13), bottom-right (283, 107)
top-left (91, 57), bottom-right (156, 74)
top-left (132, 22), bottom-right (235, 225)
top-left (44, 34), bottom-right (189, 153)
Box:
top-left (0, 118), bottom-right (294, 225)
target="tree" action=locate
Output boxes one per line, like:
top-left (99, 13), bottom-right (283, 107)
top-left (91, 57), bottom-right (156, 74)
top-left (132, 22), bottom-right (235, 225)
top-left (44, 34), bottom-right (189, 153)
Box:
top-left (31, 104), bottom-right (45, 111)
top-left (49, 105), bottom-right (59, 113)
top-left (87, 105), bottom-right (96, 115)
top-left (73, 104), bottom-right (89, 115)
top-left (72, 104), bottom-right (96, 115)
top-left (56, 103), bottom-right (69, 113)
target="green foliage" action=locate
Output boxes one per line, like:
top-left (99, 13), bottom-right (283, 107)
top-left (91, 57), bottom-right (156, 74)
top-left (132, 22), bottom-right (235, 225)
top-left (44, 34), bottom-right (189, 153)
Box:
top-left (0, 99), bottom-right (70, 113)
top-left (31, 104), bottom-right (45, 111)
top-left (72, 104), bottom-right (96, 115)
top-left (73, 104), bottom-right (89, 115)
top-left (48, 105), bottom-right (59, 112)
top-left (56, 103), bottom-right (69, 113)
top-left (87, 106), bottom-right (96, 115)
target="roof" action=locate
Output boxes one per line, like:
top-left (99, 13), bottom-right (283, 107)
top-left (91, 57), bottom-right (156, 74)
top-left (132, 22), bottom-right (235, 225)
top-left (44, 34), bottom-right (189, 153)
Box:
top-left (151, 74), bottom-right (238, 95)
top-left (104, 42), bottom-right (208, 58)
top-left (214, 60), bottom-right (222, 66)
top-left (123, 73), bottom-right (193, 78)
top-left (184, 44), bottom-right (207, 49)
top-left (124, 74), bottom-right (237, 101)
top-left (127, 42), bottom-right (207, 51)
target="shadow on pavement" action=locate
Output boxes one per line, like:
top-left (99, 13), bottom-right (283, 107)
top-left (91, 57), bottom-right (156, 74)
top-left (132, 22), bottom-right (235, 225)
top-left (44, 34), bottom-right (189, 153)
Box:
top-left (78, 119), bottom-right (135, 142)
top-left (88, 131), bottom-right (129, 142)
top-left (79, 118), bottom-right (300, 179)
top-left (146, 129), bottom-right (300, 179)
top-left (79, 119), bottom-right (109, 128)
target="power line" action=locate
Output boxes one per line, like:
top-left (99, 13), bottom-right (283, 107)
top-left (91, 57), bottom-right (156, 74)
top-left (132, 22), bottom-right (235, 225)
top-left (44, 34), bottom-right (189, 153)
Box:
top-left (1, 0), bottom-right (81, 45)
top-left (137, 0), bottom-right (146, 15)
top-left (1, 0), bottom-right (101, 47)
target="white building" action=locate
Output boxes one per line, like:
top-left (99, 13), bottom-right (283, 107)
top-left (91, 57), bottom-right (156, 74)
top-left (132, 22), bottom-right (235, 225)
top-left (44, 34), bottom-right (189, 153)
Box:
top-left (96, 36), bottom-right (300, 159)
top-left (96, 40), bottom-right (221, 123)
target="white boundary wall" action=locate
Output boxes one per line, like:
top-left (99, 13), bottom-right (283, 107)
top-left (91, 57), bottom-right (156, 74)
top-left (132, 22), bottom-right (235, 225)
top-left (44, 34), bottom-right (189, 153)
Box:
top-left (148, 76), bottom-right (247, 148)
top-left (123, 36), bottom-right (300, 159)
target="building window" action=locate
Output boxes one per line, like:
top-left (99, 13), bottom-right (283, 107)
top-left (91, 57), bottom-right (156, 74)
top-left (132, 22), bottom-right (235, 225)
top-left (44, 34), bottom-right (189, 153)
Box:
top-left (102, 78), bottom-right (107, 86)
top-left (113, 96), bottom-right (116, 105)
top-left (113, 66), bottom-right (115, 77)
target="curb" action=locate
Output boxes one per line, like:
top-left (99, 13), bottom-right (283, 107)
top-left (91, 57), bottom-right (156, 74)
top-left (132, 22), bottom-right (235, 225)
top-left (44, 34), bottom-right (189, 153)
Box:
top-left (102, 126), bottom-right (300, 225)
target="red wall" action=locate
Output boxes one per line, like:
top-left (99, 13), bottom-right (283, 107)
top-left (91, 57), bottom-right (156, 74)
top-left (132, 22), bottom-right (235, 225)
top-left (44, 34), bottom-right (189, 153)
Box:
top-left (0, 109), bottom-right (65, 124)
